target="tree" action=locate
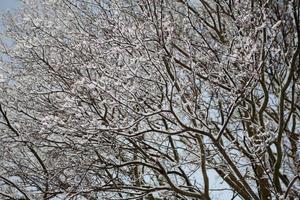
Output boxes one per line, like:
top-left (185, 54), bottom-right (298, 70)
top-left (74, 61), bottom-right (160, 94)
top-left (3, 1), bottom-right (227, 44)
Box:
top-left (0, 0), bottom-right (299, 199)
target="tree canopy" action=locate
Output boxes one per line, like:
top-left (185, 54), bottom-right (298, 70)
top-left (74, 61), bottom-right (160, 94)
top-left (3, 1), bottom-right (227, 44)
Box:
top-left (0, 0), bottom-right (299, 199)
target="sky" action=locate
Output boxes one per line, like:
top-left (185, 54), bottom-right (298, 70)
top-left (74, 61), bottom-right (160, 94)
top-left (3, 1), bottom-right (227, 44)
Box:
top-left (0, 0), bottom-right (20, 31)
top-left (0, 0), bottom-right (20, 81)
top-left (0, 0), bottom-right (20, 11)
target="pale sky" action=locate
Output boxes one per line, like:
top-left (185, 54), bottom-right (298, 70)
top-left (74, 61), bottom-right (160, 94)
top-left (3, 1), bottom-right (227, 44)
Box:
top-left (0, 0), bottom-right (20, 11)
top-left (0, 0), bottom-right (20, 31)
top-left (0, 0), bottom-right (20, 81)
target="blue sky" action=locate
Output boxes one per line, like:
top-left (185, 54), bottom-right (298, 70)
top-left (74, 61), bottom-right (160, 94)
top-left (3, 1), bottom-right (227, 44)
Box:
top-left (0, 0), bottom-right (20, 81)
top-left (0, 0), bottom-right (20, 31)
top-left (0, 0), bottom-right (20, 11)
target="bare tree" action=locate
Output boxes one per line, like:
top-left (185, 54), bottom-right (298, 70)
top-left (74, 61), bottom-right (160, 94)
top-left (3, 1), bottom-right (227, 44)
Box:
top-left (0, 0), bottom-right (299, 199)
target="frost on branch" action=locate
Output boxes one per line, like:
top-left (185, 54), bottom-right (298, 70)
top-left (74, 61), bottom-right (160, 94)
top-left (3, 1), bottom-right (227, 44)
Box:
top-left (0, 0), bottom-right (299, 199)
